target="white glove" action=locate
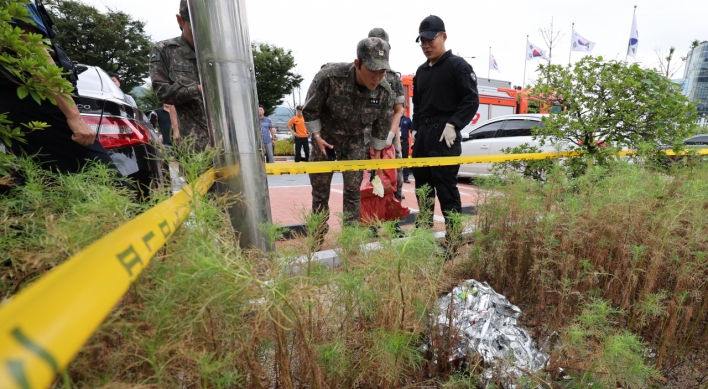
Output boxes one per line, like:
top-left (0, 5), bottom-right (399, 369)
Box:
top-left (372, 176), bottom-right (385, 198)
top-left (411, 130), bottom-right (416, 143)
top-left (385, 131), bottom-right (396, 147)
top-left (439, 123), bottom-right (456, 148)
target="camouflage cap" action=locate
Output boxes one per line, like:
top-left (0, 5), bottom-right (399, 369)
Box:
top-left (357, 37), bottom-right (390, 71)
top-left (368, 28), bottom-right (389, 43)
top-left (179, 0), bottom-right (190, 22)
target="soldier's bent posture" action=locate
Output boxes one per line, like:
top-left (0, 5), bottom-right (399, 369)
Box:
top-left (303, 37), bottom-right (395, 246)
top-left (149, 0), bottom-right (210, 151)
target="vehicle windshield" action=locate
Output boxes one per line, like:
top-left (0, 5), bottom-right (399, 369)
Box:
top-left (76, 68), bottom-right (103, 93)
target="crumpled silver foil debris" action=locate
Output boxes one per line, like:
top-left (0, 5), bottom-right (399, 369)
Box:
top-left (435, 279), bottom-right (548, 383)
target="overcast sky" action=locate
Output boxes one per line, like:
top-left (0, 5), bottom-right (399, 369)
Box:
top-left (83, 0), bottom-right (706, 105)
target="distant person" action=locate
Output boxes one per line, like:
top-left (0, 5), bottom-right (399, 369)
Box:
top-left (106, 71), bottom-right (138, 108)
top-left (0, 2), bottom-right (115, 176)
top-left (287, 105), bottom-right (309, 162)
top-left (149, 0), bottom-right (210, 152)
top-left (259, 105), bottom-right (276, 163)
top-left (153, 104), bottom-right (178, 146)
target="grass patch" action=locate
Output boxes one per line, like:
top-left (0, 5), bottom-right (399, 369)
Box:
top-left (3, 150), bottom-right (707, 388)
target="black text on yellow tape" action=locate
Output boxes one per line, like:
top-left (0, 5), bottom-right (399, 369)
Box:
top-left (0, 169), bottom-right (215, 389)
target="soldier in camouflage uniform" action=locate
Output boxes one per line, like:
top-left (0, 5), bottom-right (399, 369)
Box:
top-left (303, 38), bottom-right (395, 242)
top-left (368, 28), bottom-right (406, 204)
top-left (149, 0), bottom-right (210, 152)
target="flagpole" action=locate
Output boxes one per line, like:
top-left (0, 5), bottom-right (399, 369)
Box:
top-left (488, 46), bottom-right (491, 81)
top-left (569, 23), bottom-right (574, 66)
top-left (523, 35), bottom-right (528, 87)
top-left (625, 5), bottom-right (636, 62)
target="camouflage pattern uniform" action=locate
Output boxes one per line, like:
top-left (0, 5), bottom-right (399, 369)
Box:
top-left (303, 37), bottom-right (394, 227)
top-left (148, 1), bottom-right (209, 151)
top-left (369, 28), bottom-right (406, 202)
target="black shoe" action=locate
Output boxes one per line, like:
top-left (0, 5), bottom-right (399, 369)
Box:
top-left (401, 194), bottom-right (406, 200)
top-left (393, 224), bottom-right (406, 238)
top-left (403, 179), bottom-right (411, 184)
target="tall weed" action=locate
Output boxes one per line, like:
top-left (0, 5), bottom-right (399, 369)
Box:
top-left (468, 160), bottom-right (708, 367)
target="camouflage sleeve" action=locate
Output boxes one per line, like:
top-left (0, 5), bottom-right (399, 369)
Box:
top-left (149, 46), bottom-right (201, 106)
top-left (302, 69), bottom-right (329, 134)
top-left (393, 73), bottom-right (405, 106)
top-left (370, 94), bottom-right (394, 150)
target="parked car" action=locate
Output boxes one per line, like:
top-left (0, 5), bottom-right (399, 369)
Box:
top-left (683, 134), bottom-right (708, 145)
top-left (274, 121), bottom-right (293, 141)
top-left (458, 114), bottom-right (563, 177)
top-left (76, 65), bottom-right (167, 198)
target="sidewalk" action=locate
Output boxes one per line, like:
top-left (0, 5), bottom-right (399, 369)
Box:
top-left (267, 159), bottom-right (487, 233)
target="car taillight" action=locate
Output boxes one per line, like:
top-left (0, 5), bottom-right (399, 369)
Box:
top-left (82, 115), bottom-right (150, 149)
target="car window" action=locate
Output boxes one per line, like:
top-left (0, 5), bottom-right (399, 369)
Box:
top-left (467, 120), bottom-right (505, 141)
top-left (497, 119), bottom-right (544, 138)
top-left (76, 68), bottom-right (103, 93)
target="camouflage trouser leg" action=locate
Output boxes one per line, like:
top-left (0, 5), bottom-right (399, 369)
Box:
top-left (186, 129), bottom-right (212, 153)
top-left (309, 134), bottom-right (367, 227)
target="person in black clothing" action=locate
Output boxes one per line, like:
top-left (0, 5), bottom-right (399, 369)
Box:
top-left (153, 104), bottom-right (175, 147)
top-left (1, 3), bottom-right (115, 176)
top-left (399, 112), bottom-right (412, 183)
top-left (411, 15), bottom-right (479, 236)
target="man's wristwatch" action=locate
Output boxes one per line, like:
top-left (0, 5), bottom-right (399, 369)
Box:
top-left (313, 133), bottom-right (321, 139)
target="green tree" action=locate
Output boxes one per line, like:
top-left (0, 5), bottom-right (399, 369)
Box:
top-left (252, 42), bottom-right (303, 116)
top-left (46, 0), bottom-right (151, 92)
top-left (0, 0), bottom-right (70, 175)
top-left (529, 56), bottom-right (698, 175)
top-left (134, 84), bottom-right (161, 112)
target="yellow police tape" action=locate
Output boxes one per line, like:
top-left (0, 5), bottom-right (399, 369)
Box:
top-left (0, 169), bottom-right (215, 389)
top-left (265, 148), bottom-right (708, 175)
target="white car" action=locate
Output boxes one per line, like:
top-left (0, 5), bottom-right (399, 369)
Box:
top-left (458, 114), bottom-right (561, 177)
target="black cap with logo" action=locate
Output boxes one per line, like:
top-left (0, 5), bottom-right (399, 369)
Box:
top-left (416, 15), bottom-right (445, 42)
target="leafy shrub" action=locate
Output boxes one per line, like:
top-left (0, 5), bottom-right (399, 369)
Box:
top-left (274, 138), bottom-right (294, 156)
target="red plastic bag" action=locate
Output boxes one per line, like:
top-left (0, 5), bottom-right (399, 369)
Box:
top-left (359, 145), bottom-right (410, 223)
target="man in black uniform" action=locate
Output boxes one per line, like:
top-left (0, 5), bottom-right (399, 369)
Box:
top-left (411, 15), bottom-right (479, 240)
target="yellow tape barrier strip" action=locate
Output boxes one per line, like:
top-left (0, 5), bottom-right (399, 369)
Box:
top-left (266, 148), bottom-right (708, 175)
top-left (0, 169), bottom-right (215, 389)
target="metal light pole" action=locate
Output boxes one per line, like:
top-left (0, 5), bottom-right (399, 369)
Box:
top-left (188, 0), bottom-right (272, 252)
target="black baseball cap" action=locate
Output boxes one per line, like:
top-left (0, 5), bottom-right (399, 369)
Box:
top-left (416, 15), bottom-right (445, 42)
top-left (296, 105), bottom-right (303, 110)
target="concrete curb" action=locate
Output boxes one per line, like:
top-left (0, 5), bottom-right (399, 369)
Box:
top-left (286, 227), bottom-right (476, 275)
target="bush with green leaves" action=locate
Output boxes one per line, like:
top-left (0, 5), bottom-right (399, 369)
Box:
top-left (560, 299), bottom-right (660, 389)
top-left (529, 56), bottom-right (699, 176)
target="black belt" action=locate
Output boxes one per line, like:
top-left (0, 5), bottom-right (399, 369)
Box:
top-left (420, 116), bottom-right (449, 125)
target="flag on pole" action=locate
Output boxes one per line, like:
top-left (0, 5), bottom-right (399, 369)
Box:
top-left (571, 28), bottom-right (596, 53)
top-left (627, 13), bottom-right (639, 58)
top-left (489, 51), bottom-right (500, 72)
top-left (526, 41), bottom-right (549, 61)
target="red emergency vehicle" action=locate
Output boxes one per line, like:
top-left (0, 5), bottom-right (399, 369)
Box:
top-left (400, 74), bottom-right (554, 128)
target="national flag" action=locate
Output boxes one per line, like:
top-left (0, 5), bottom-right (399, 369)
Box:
top-left (571, 28), bottom-right (596, 53)
top-left (526, 41), bottom-right (549, 61)
top-left (489, 51), bottom-right (500, 72)
top-left (627, 13), bottom-right (639, 58)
